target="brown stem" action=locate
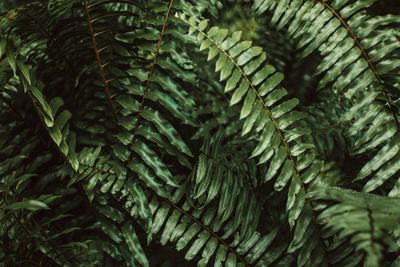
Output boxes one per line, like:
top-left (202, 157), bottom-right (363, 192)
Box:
top-left (130, 0), bottom-right (174, 141)
top-left (163, 197), bottom-right (251, 266)
top-left (312, 0), bottom-right (400, 130)
top-left (186, 20), bottom-right (330, 264)
top-left (83, 0), bottom-right (117, 119)
top-left (79, 159), bottom-right (252, 266)
top-left (190, 23), bottom-right (301, 179)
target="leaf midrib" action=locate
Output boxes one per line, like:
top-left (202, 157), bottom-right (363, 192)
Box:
top-left (311, 0), bottom-right (400, 130)
top-left (188, 22), bottom-right (301, 179)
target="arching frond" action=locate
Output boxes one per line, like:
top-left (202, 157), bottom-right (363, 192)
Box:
top-left (180, 14), bottom-right (331, 266)
top-left (309, 185), bottom-right (400, 267)
top-left (253, 0), bottom-right (400, 195)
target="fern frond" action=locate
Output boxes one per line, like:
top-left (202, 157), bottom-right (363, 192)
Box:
top-left (76, 0), bottom-right (197, 176)
top-left (0, 36), bottom-right (79, 170)
top-left (309, 185), bottom-right (400, 267)
top-left (303, 97), bottom-right (354, 161)
top-left (83, 0), bottom-right (117, 118)
top-left (0, 114), bottom-right (96, 266)
top-left (253, 0), bottom-right (400, 195)
top-left (149, 186), bottom-right (275, 267)
top-left (180, 14), bottom-right (331, 266)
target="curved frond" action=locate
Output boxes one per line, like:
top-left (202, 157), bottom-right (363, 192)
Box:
top-left (180, 14), bottom-right (331, 266)
top-left (253, 0), bottom-right (400, 195)
top-left (309, 185), bottom-right (400, 267)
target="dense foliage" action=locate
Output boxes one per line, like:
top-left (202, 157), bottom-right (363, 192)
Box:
top-left (0, 0), bottom-right (399, 266)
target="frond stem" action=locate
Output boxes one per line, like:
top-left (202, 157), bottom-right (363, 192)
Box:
top-left (366, 206), bottom-right (380, 265)
top-left (316, 119), bottom-right (355, 131)
top-left (83, 0), bottom-right (117, 119)
top-left (311, 0), bottom-right (400, 130)
top-left (130, 0), bottom-right (174, 141)
top-left (186, 21), bottom-right (330, 263)
top-left (79, 161), bottom-right (252, 266)
top-left (188, 22), bottom-right (301, 178)
top-left (162, 197), bottom-right (251, 267)
top-left (311, 1), bottom-right (377, 76)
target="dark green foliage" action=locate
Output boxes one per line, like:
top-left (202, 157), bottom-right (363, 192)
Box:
top-left (0, 0), bottom-right (399, 266)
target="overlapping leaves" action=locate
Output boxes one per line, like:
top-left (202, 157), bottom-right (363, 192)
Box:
top-left (253, 0), bottom-right (400, 195)
top-left (181, 14), bottom-right (332, 266)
